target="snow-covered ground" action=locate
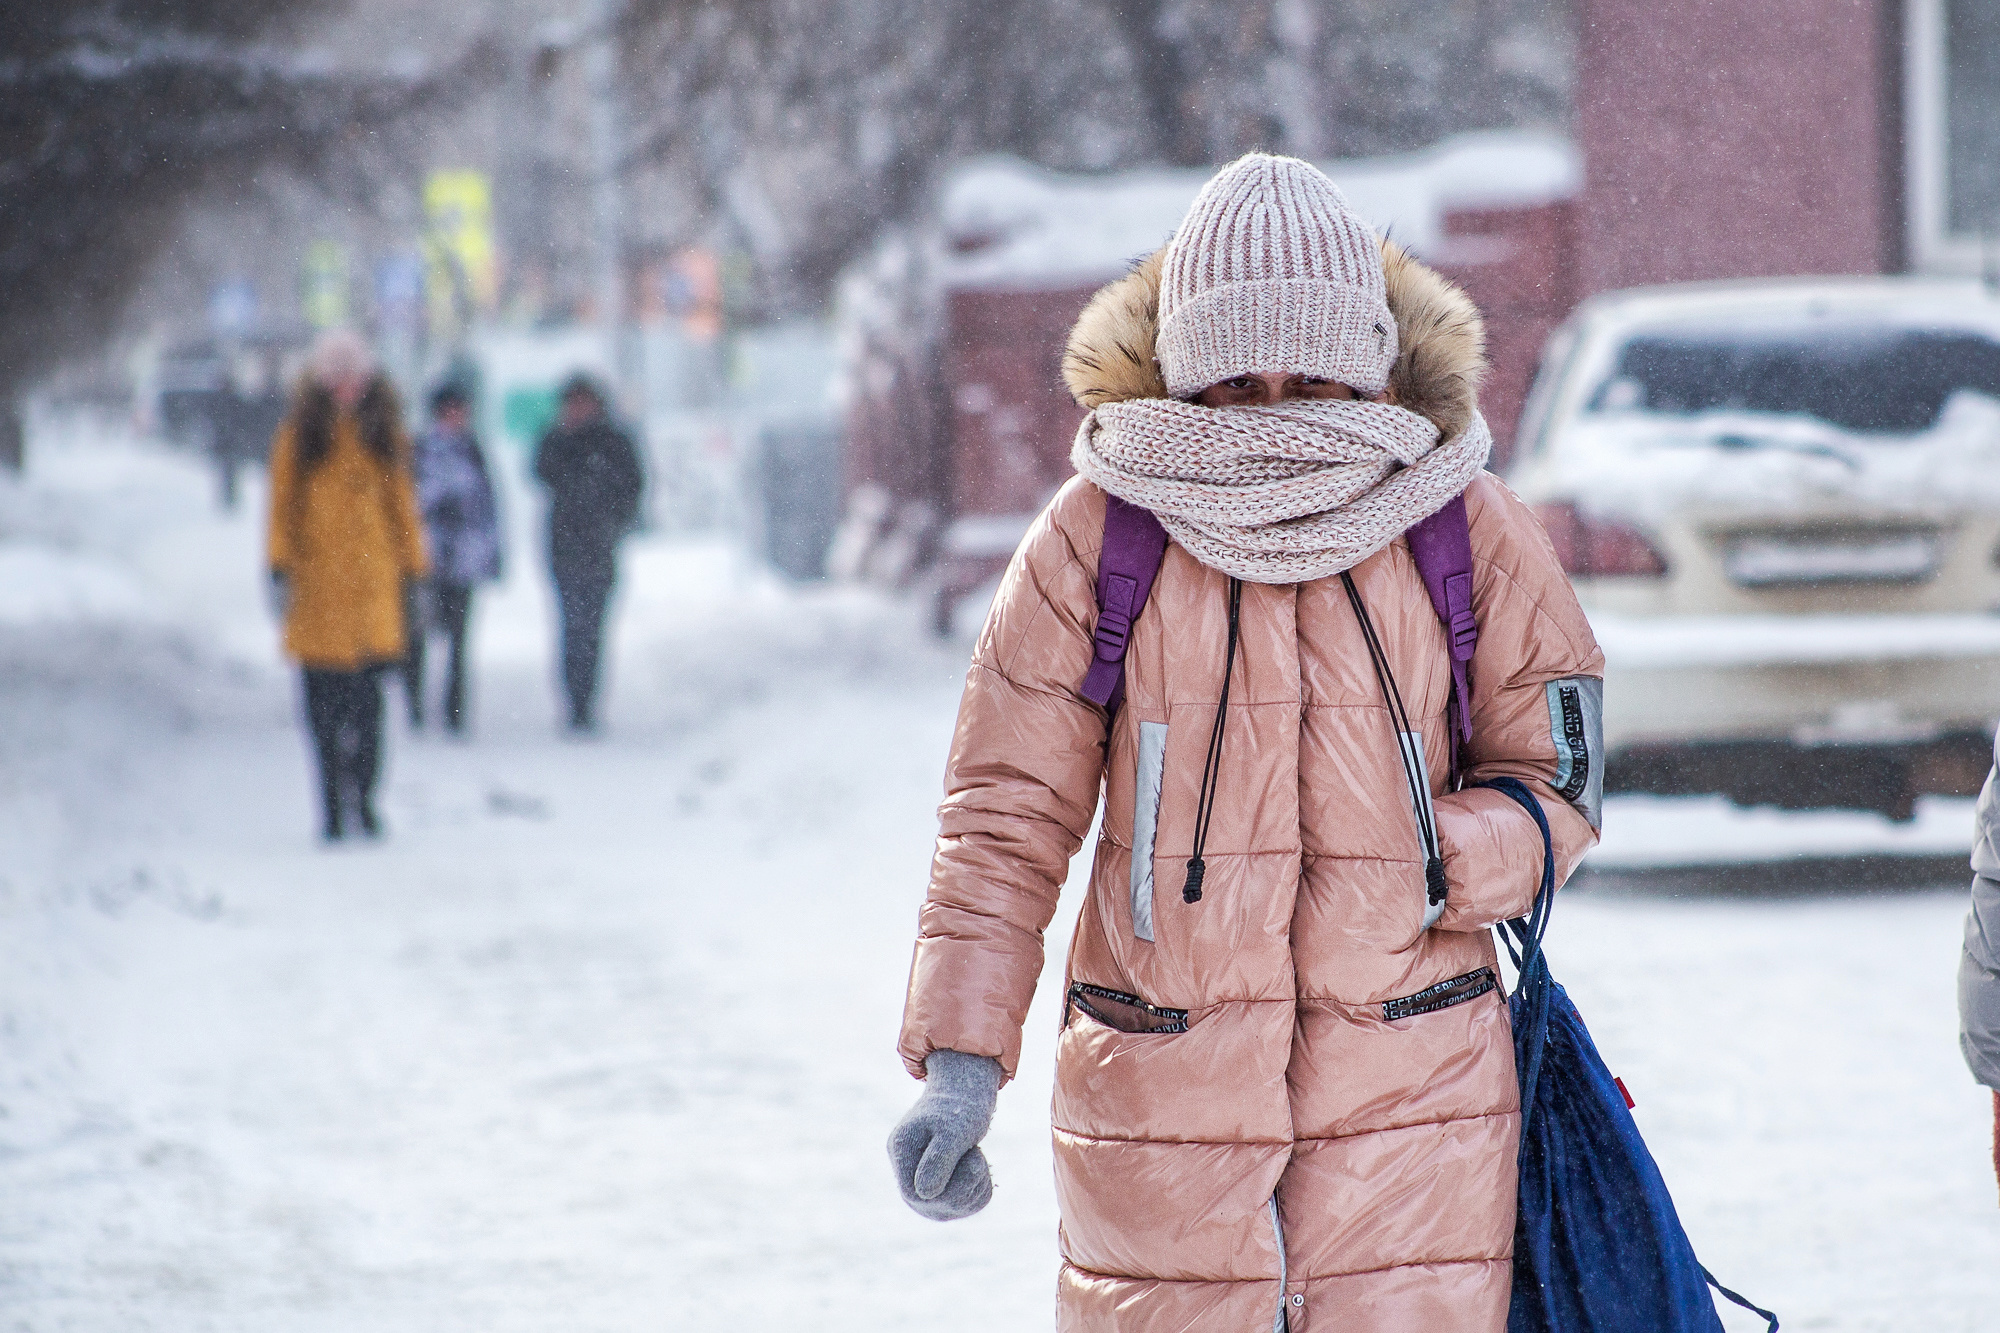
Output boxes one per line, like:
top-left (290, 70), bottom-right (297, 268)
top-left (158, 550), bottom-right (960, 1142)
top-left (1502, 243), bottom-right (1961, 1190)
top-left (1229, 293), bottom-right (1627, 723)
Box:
top-left (3, 421), bottom-right (1998, 1330)
top-left (1590, 792), bottom-right (1978, 869)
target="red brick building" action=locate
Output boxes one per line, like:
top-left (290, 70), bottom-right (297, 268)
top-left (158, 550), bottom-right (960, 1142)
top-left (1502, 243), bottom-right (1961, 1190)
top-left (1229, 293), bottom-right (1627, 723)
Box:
top-left (1567, 0), bottom-right (2000, 287)
top-left (1575, 0), bottom-right (1906, 289)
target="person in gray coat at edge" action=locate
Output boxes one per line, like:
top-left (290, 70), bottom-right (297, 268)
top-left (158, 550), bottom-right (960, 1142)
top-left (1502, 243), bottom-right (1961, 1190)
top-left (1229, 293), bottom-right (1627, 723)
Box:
top-left (1960, 726), bottom-right (2000, 1203)
top-left (402, 380), bottom-right (503, 734)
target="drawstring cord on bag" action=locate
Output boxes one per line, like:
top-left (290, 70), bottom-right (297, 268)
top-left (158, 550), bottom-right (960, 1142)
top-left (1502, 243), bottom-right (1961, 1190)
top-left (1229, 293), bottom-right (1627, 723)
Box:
top-left (1183, 578), bottom-right (1243, 905)
top-left (1340, 572), bottom-right (1449, 912)
top-left (1483, 775), bottom-right (1781, 1333)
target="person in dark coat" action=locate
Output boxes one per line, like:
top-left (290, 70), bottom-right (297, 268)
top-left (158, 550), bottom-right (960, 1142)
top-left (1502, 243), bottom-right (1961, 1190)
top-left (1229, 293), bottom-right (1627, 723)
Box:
top-left (403, 380), bottom-right (504, 734)
top-left (533, 374), bottom-right (644, 731)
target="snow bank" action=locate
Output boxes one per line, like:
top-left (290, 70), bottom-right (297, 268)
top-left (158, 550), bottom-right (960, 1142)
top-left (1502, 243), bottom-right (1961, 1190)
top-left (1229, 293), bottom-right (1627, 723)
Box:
top-left (0, 418), bottom-right (281, 659)
top-left (0, 544), bottom-right (162, 625)
top-left (937, 129), bottom-right (1579, 290)
top-left (1591, 793), bottom-right (1976, 869)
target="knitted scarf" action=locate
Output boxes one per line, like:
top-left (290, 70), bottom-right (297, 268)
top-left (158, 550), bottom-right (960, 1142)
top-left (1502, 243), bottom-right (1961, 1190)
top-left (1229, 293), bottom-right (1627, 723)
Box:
top-left (1070, 397), bottom-right (1492, 584)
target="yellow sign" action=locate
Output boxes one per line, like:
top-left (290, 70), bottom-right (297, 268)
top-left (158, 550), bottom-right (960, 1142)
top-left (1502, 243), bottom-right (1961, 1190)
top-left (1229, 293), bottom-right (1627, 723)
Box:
top-left (424, 170), bottom-right (497, 336)
top-left (301, 240), bottom-right (350, 330)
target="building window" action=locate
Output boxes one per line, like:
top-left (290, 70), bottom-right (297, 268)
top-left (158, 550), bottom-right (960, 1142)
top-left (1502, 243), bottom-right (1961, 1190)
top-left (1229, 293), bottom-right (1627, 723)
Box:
top-left (1904, 0), bottom-right (2000, 270)
top-left (1910, 0), bottom-right (2000, 270)
top-left (1946, 3), bottom-right (2000, 234)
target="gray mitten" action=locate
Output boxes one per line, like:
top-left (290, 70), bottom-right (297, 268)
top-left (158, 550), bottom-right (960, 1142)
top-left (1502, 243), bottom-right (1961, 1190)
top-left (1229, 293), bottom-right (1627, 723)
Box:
top-left (888, 1049), bottom-right (1003, 1221)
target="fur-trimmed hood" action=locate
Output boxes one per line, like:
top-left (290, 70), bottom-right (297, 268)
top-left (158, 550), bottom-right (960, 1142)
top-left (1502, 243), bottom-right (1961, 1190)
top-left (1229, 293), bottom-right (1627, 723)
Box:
top-left (1060, 240), bottom-right (1487, 441)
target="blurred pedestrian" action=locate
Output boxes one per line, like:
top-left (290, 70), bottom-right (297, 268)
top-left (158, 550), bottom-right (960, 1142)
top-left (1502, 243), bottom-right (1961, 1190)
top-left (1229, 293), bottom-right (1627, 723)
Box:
top-left (890, 155), bottom-right (1605, 1328)
top-left (402, 380), bottom-right (502, 734)
top-left (533, 374), bottom-right (643, 732)
top-left (1961, 728), bottom-right (2000, 1203)
top-left (211, 345), bottom-right (282, 512)
top-left (267, 330), bottom-right (428, 841)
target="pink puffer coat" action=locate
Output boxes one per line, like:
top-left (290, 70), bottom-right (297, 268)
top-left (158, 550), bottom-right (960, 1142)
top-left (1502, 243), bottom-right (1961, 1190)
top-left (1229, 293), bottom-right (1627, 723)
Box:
top-left (899, 244), bottom-right (1605, 1332)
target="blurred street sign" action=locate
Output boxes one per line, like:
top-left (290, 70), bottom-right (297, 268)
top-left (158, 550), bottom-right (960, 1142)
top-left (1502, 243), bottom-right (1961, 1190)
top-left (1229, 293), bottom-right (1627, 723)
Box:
top-left (425, 170), bottom-right (497, 339)
top-left (208, 278), bottom-right (258, 340)
top-left (504, 386), bottom-right (561, 450)
top-left (301, 241), bottom-right (350, 330)
top-left (660, 247), bottom-right (723, 342)
top-left (721, 250), bottom-right (754, 333)
top-left (375, 253), bottom-right (425, 336)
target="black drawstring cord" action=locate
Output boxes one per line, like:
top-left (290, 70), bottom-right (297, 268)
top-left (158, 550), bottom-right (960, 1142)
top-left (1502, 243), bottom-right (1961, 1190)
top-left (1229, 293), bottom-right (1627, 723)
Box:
top-left (1183, 578), bottom-right (1243, 905)
top-left (1340, 572), bottom-right (1448, 909)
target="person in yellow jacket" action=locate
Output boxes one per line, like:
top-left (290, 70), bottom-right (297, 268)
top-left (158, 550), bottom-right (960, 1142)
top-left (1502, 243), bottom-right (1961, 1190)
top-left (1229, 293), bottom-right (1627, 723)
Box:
top-left (266, 331), bottom-right (428, 841)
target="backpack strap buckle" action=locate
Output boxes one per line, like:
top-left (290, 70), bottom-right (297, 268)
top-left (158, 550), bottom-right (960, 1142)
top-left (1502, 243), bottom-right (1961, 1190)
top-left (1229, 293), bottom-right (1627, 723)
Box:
top-left (1079, 496), bottom-right (1170, 713)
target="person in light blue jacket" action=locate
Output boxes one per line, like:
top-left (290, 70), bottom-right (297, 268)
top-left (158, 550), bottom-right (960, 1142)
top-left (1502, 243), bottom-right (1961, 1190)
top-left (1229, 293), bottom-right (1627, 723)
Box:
top-left (1961, 728), bottom-right (2000, 1202)
top-left (403, 381), bottom-right (502, 734)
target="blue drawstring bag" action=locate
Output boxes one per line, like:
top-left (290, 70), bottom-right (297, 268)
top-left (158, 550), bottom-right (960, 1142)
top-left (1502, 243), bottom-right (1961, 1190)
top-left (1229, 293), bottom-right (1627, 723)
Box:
top-left (1479, 778), bottom-right (1778, 1333)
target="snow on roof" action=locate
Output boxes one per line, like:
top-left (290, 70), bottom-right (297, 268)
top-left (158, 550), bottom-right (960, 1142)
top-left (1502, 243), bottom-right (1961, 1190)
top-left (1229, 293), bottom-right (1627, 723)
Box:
top-left (938, 129), bottom-right (1580, 291)
top-left (1574, 276), bottom-right (2000, 341)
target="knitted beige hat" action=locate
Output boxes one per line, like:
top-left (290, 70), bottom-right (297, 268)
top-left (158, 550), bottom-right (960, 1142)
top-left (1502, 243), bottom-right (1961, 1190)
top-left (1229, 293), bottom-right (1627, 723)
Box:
top-left (1155, 153), bottom-right (1398, 399)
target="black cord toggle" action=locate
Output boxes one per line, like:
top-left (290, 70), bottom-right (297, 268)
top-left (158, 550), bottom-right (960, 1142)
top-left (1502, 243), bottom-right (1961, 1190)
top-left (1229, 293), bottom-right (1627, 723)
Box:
top-left (1425, 855), bottom-right (1448, 906)
top-left (1343, 572), bottom-right (1451, 924)
top-left (1182, 579), bottom-right (1242, 913)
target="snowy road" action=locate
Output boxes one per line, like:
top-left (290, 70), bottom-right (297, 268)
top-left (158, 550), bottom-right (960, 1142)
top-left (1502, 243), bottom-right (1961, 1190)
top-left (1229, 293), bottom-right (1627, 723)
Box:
top-left (3, 426), bottom-right (1998, 1330)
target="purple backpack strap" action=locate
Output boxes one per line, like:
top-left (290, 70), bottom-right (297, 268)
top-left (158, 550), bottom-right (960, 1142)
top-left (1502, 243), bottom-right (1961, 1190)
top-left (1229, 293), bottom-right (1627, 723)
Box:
top-left (1080, 494), bottom-right (1170, 715)
top-left (1405, 493), bottom-right (1478, 755)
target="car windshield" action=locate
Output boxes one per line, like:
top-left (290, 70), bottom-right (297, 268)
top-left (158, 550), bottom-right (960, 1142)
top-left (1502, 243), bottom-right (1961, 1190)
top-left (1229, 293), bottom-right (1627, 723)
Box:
top-left (1586, 323), bottom-right (2000, 433)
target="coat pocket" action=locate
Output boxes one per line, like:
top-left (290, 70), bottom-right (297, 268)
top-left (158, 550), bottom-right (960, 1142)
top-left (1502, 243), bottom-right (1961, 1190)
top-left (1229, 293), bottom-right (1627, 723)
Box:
top-left (1130, 720), bottom-right (1169, 942)
top-left (1066, 982), bottom-right (1190, 1034)
top-left (1382, 966), bottom-right (1497, 1021)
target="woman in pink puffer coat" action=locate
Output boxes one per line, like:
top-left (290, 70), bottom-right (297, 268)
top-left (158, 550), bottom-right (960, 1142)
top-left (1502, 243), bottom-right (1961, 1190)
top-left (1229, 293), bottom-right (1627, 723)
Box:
top-left (891, 154), bottom-right (1604, 1333)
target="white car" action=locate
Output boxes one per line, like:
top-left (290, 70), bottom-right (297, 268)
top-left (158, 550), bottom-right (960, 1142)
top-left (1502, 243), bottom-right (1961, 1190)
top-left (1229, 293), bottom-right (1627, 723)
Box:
top-left (1507, 278), bottom-right (2000, 819)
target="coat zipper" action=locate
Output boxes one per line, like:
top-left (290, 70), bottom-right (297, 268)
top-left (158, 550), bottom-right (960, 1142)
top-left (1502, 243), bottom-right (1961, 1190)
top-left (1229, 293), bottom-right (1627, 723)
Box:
top-left (1270, 1195), bottom-right (1289, 1332)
